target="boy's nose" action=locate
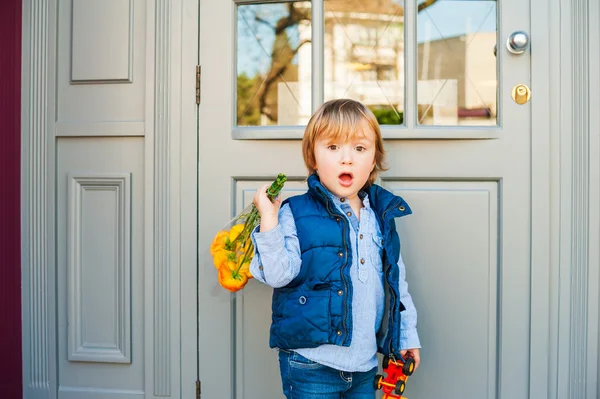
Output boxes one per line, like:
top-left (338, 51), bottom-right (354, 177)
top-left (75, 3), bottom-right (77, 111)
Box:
top-left (341, 148), bottom-right (353, 164)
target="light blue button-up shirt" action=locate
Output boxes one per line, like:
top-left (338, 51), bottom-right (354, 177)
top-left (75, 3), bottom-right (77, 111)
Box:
top-left (250, 190), bottom-right (420, 372)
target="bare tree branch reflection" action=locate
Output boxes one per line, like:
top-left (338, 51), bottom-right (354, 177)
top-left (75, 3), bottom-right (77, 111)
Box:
top-left (237, 1), bottom-right (443, 125)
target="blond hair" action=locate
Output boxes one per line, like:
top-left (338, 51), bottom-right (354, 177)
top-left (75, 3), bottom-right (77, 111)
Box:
top-left (302, 99), bottom-right (387, 187)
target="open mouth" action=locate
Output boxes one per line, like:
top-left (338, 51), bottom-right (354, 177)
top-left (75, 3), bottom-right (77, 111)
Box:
top-left (338, 172), bottom-right (354, 187)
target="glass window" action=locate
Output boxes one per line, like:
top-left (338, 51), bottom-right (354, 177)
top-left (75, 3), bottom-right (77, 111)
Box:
top-left (234, 0), bottom-right (499, 133)
top-left (324, 0), bottom-right (405, 126)
top-left (417, 0), bottom-right (498, 126)
top-left (236, 2), bottom-right (312, 127)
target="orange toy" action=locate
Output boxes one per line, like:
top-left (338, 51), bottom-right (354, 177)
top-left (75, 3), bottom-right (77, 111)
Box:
top-left (373, 355), bottom-right (415, 399)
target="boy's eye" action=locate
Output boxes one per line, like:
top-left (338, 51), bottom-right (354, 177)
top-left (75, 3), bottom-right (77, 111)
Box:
top-left (355, 146), bottom-right (366, 152)
top-left (327, 144), bottom-right (339, 150)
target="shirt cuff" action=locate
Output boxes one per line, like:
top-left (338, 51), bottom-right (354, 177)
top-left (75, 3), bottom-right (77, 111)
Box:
top-left (252, 223), bottom-right (284, 249)
top-left (400, 328), bottom-right (421, 350)
top-left (250, 223), bottom-right (285, 282)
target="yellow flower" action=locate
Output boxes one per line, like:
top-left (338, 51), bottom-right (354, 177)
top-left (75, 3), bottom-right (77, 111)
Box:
top-left (228, 224), bottom-right (245, 242)
top-left (238, 258), bottom-right (253, 278)
top-left (210, 173), bottom-right (287, 292)
top-left (210, 231), bottom-right (229, 256)
top-left (212, 249), bottom-right (234, 269)
top-left (218, 265), bottom-right (248, 292)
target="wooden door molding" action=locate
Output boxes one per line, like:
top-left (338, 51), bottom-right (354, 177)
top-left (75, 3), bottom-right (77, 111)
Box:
top-left (554, 1), bottom-right (600, 398)
top-left (529, 0), bottom-right (553, 397)
top-left (149, 0), bottom-right (176, 395)
top-left (21, 1), bottom-right (58, 397)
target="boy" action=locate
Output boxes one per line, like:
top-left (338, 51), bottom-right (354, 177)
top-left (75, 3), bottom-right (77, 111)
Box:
top-left (251, 99), bottom-right (420, 398)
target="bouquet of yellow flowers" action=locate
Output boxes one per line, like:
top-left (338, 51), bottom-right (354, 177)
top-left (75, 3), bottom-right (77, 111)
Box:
top-left (210, 174), bottom-right (287, 292)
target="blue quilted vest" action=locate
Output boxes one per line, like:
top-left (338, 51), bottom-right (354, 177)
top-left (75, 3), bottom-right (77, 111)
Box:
top-left (269, 174), bottom-right (412, 359)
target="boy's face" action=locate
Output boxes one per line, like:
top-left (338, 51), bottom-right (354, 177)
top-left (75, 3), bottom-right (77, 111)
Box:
top-left (313, 120), bottom-right (377, 201)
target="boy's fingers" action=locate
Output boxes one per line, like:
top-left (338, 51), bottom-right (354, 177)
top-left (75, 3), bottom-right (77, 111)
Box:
top-left (254, 184), bottom-right (269, 201)
top-left (409, 349), bottom-right (420, 370)
top-left (254, 185), bottom-right (279, 212)
top-left (398, 349), bottom-right (420, 370)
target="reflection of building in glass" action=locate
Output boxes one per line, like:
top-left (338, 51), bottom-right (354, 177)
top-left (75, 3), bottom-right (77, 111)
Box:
top-left (280, 1), bottom-right (405, 125)
top-left (417, 32), bottom-right (497, 125)
top-left (324, 1), bottom-right (405, 106)
top-left (278, 2), bottom-right (497, 126)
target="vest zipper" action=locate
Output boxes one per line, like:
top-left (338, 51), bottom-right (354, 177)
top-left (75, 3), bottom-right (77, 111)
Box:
top-left (317, 189), bottom-right (350, 344)
top-left (382, 200), bottom-right (401, 356)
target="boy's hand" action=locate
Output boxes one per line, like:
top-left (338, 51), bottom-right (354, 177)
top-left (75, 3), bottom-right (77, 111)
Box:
top-left (254, 184), bottom-right (281, 232)
top-left (400, 348), bottom-right (420, 371)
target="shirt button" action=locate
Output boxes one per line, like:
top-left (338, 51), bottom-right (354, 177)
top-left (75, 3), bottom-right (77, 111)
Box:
top-left (337, 290), bottom-right (343, 296)
top-left (258, 266), bottom-right (263, 270)
top-left (338, 252), bottom-right (343, 258)
top-left (360, 258), bottom-right (365, 264)
top-left (340, 197), bottom-right (345, 202)
top-left (381, 239), bottom-right (384, 245)
top-left (337, 330), bottom-right (342, 336)
top-left (399, 206), bottom-right (405, 211)
top-left (346, 211), bottom-right (352, 217)
top-left (359, 234), bottom-right (363, 239)
top-left (335, 217), bottom-right (341, 222)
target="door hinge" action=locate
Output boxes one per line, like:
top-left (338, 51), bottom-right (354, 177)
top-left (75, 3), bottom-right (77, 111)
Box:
top-left (196, 380), bottom-right (201, 399)
top-left (196, 65), bottom-right (201, 105)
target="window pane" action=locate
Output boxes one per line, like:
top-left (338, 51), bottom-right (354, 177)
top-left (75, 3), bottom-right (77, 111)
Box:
top-left (324, 0), bottom-right (405, 126)
top-left (236, 2), bottom-right (312, 126)
top-left (417, 0), bottom-right (497, 126)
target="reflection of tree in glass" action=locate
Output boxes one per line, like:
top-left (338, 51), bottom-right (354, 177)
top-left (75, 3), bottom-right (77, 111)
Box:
top-left (237, 3), bottom-right (310, 126)
top-left (237, 73), bottom-right (262, 126)
top-left (255, 5), bottom-right (310, 123)
top-left (418, 0), bottom-right (439, 12)
top-left (238, 1), bottom-right (442, 126)
top-left (371, 107), bottom-right (403, 125)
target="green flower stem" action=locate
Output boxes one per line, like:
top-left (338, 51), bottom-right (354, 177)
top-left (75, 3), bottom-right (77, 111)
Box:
top-left (234, 241), bottom-right (254, 275)
top-left (229, 174), bottom-right (287, 272)
top-left (266, 173), bottom-right (287, 201)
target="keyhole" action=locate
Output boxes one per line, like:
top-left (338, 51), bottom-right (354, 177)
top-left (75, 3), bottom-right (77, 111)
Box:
top-left (512, 84), bottom-right (531, 104)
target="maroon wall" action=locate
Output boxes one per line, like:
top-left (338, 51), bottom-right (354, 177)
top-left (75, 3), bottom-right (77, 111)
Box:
top-left (0, 0), bottom-right (23, 397)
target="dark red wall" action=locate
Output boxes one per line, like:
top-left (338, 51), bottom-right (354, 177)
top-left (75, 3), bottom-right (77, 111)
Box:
top-left (0, 0), bottom-right (22, 397)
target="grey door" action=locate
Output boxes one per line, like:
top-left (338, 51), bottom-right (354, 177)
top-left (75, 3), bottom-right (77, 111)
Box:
top-left (54, 1), bottom-right (151, 397)
top-left (48, 0), bottom-right (193, 397)
top-left (197, 0), bottom-right (540, 398)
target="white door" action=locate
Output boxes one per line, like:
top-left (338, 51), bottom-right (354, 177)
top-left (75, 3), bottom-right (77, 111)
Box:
top-left (197, 0), bottom-right (543, 398)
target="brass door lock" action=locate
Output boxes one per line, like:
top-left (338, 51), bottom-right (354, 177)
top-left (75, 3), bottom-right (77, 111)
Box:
top-left (511, 84), bottom-right (531, 104)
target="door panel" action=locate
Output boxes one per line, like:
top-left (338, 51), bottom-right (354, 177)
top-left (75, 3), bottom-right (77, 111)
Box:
top-left (54, 0), bottom-right (152, 397)
top-left (199, 1), bottom-right (531, 398)
top-left (388, 180), bottom-right (499, 398)
top-left (57, 138), bottom-right (145, 399)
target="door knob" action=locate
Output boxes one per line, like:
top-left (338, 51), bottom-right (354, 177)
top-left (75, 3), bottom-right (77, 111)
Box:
top-left (511, 84), bottom-right (531, 104)
top-left (506, 31), bottom-right (529, 54)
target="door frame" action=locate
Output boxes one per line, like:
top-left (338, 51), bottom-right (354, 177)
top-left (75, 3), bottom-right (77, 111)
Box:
top-left (19, 0), bottom-right (600, 398)
top-left (531, 0), bottom-right (600, 397)
top-left (553, 0), bottom-right (600, 398)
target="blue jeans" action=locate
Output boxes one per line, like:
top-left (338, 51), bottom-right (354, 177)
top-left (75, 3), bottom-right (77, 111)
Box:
top-left (278, 350), bottom-right (377, 399)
